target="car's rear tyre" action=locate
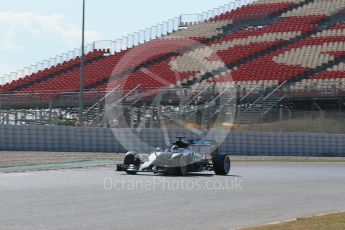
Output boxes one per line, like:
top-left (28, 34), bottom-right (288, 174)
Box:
top-left (212, 154), bottom-right (231, 175)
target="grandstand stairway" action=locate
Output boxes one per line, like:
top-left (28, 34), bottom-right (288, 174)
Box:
top-left (4, 0), bottom-right (345, 127)
top-left (236, 50), bottom-right (345, 124)
top-left (84, 85), bottom-right (143, 126)
top-left (89, 0), bottom-right (345, 127)
top-left (190, 9), bottom-right (345, 124)
top-left (235, 81), bottom-right (288, 124)
top-left (77, 1), bottom-right (318, 126)
top-left (158, 85), bottom-right (236, 127)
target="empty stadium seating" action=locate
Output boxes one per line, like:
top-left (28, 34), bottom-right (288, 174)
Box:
top-left (282, 0), bottom-right (345, 17)
top-left (13, 38), bottom-right (200, 94)
top-left (0, 49), bottom-right (107, 93)
top-left (229, 21), bottom-right (345, 83)
top-left (100, 1), bottom-right (328, 94)
top-left (2, 0), bottom-right (345, 105)
top-left (213, 1), bottom-right (297, 21)
top-left (175, 0), bottom-right (302, 39)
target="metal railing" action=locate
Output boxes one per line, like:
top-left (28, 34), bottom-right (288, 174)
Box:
top-left (1, 81), bottom-right (345, 108)
top-left (179, 0), bottom-right (254, 26)
top-left (240, 81), bottom-right (264, 102)
top-left (238, 82), bottom-right (345, 100)
top-left (263, 80), bottom-right (287, 100)
top-left (1, 82), bottom-right (345, 128)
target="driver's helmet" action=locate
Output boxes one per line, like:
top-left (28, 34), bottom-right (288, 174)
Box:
top-left (171, 145), bottom-right (179, 153)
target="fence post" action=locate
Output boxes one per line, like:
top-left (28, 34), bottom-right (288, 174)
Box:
top-left (279, 107), bottom-right (283, 121)
top-left (319, 110), bottom-right (325, 133)
top-left (119, 39), bottom-right (123, 51)
top-left (139, 30), bottom-right (145, 43)
top-left (122, 36), bottom-right (128, 49)
top-left (165, 21), bottom-right (169, 35)
top-left (145, 28), bottom-right (151, 41)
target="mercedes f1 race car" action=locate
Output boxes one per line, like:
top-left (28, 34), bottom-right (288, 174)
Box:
top-left (116, 137), bottom-right (231, 176)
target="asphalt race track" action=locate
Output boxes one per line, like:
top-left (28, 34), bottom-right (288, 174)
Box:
top-left (1, 162), bottom-right (345, 230)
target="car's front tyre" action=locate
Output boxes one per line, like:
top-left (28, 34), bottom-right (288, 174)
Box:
top-left (178, 155), bottom-right (188, 176)
top-left (171, 155), bottom-right (188, 176)
top-left (124, 152), bottom-right (140, 175)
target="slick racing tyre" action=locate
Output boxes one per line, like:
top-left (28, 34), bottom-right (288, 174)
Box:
top-left (124, 153), bottom-right (140, 175)
top-left (177, 155), bottom-right (188, 176)
top-left (171, 155), bottom-right (188, 176)
top-left (212, 154), bottom-right (231, 175)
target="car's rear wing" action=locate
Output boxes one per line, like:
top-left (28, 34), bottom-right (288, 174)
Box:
top-left (191, 140), bottom-right (218, 146)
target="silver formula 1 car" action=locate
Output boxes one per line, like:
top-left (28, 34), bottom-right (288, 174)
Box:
top-left (116, 137), bottom-right (231, 176)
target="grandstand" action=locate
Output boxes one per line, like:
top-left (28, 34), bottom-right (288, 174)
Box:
top-left (1, 0), bottom-right (345, 129)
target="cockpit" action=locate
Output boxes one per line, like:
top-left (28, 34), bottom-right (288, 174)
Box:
top-left (171, 145), bottom-right (179, 153)
top-left (171, 137), bottom-right (190, 148)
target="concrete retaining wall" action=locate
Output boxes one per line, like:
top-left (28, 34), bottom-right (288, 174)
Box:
top-left (0, 125), bottom-right (344, 156)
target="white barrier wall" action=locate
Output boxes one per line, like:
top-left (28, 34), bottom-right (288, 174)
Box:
top-left (0, 125), bottom-right (344, 157)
